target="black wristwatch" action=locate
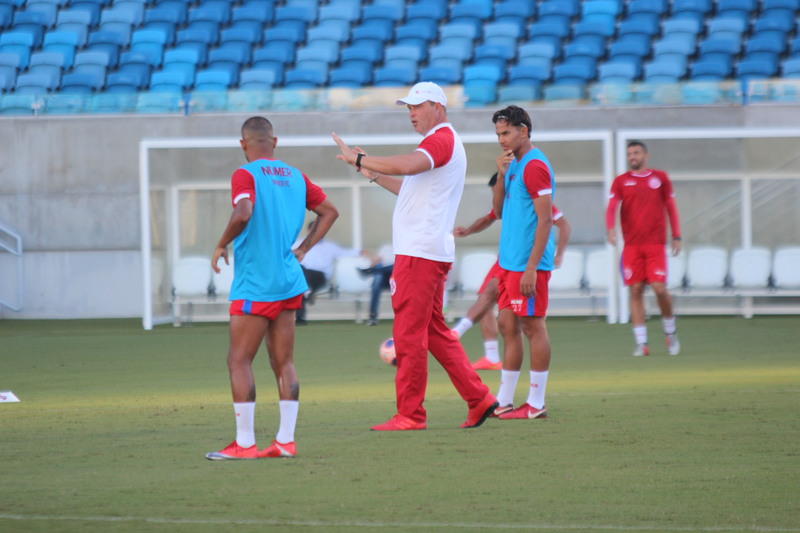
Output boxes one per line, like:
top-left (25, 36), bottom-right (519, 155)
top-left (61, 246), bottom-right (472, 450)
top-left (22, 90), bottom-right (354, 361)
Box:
top-left (356, 153), bottom-right (366, 170)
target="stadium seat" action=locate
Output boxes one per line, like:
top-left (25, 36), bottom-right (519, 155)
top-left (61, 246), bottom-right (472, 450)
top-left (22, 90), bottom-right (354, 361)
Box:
top-left (644, 60), bottom-right (687, 82)
top-left (0, 69), bottom-right (15, 93)
top-left (0, 31), bottom-right (34, 69)
top-left (736, 59), bottom-right (778, 80)
top-left (715, 0), bottom-right (756, 21)
top-left (373, 67), bottom-right (416, 87)
top-left (238, 68), bottom-right (277, 91)
top-left (553, 62), bottom-right (596, 85)
top-left (472, 44), bottom-right (515, 72)
top-left (706, 17), bottom-right (747, 41)
top-left (549, 249), bottom-right (585, 292)
top-left (508, 64), bottom-right (551, 86)
top-left (1, 93), bottom-right (40, 115)
top-left (418, 66), bottom-right (461, 85)
top-left (617, 18), bottom-right (659, 39)
top-left (191, 69), bottom-right (231, 92)
top-left (760, 0), bottom-right (800, 20)
top-left (284, 67), bottom-right (327, 88)
top-left (55, 10), bottom-right (91, 47)
top-left (61, 71), bottom-right (103, 92)
top-left (686, 247), bottom-right (728, 290)
top-left (482, 21), bottom-right (523, 50)
top-left (150, 70), bottom-right (189, 92)
top-left (16, 72), bottom-right (59, 93)
top-left (518, 42), bottom-right (558, 63)
top-left (42, 30), bottom-right (80, 69)
top-left (12, 10), bottom-right (47, 48)
top-left (690, 60), bottom-right (731, 80)
top-left (598, 62), bottom-right (638, 83)
top-left (497, 84), bottom-right (541, 103)
top-left (627, 0), bottom-right (667, 18)
top-left (782, 59), bottom-right (800, 78)
top-left (772, 247), bottom-right (800, 289)
top-left (729, 247), bottom-right (772, 289)
top-left (671, 0), bottom-right (713, 21)
top-left (104, 71), bottom-right (144, 93)
top-left (329, 64), bottom-right (372, 87)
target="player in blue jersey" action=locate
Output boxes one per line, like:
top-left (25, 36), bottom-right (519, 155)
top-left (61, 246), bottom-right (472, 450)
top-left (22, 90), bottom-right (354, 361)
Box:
top-left (206, 117), bottom-right (339, 460)
top-left (490, 106), bottom-right (556, 421)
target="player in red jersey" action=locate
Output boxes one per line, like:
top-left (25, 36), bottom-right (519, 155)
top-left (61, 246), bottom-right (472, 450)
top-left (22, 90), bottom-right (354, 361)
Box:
top-left (606, 141), bottom-right (682, 356)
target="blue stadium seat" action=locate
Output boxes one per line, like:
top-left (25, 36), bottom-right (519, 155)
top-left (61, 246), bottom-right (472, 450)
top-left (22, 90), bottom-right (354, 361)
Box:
top-left (373, 67), bottom-right (416, 86)
top-left (383, 44), bottom-right (424, 71)
top-left (564, 42), bottom-right (605, 62)
top-left (482, 22), bottom-right (523, 50)
top-left (341, 42), bottom-right (383, 67)
top-left (43, 31), bottom-right (79, 69)
top-left (662, 17), bottom-right (702, 38)
top-left (284, 67), bottom-right (326, 88)
top-left (193, 69), bottom-right (231, 91)
top-left (464, 82), bottom-right (497, 108)
top-left (0, 69), bottom-right (15, 93)
top-left (760, 0), bottom-right (799, 20)
top-left (329, 64), bottom-right (372, 87)
top-left (274, 4), bottom-right (317, 26)
top-left (494, 1), bottom-right (534, 20)
top-left (130, 30), bottom-right (168, 67)
top-left (497, 85), bottom-right (541, 103)
top-left (617, 18), bottom-right (659, 39)
top-left (671, 0), bottom-right (712, 21)
top-left (518, 42), bottom-right (559, 63)
top-left (318, 2), bottom-right (359, 24)
top-left (0, 5), bottom-right (13, 31)
top-left (16, 71), bottom-right (59, 93)
top-left (86, 30), bottom-right (124, 67)
top-left (221, 26), bottom-right (261, 47)
top-left (161, 48), bottom-right (200, 87)
top-left (537, 1), bottom-right (578, 26)
top-left (104, 71), bottom-right (144, 92)
top-left (553, 62), bottom-right (596, 85)
top-left (644, 60), bottom-right (687, 82)
top-left (440, 22), bottom-right (480, 42)
top-left (351, 19), bottom-right (394, 47)
top-left (418, 65), bottom-right (461, 85)
top-left (698, 37), bottom-right (741, 65)
top-left (362, 3), bottom-right (404, 24)
top-left (508, 64), bottom-right (552, 86)
top-left (61, 71), bottom-right (103, 92)
top-left (690, 60), bottom-right (731, 80)
top-left (473, 44), bottom-right (515, 72)
top-left (598, 62), bottom-right (638, 83)
top-left (111, 1), bottom-right (145, 26)
top-left (543, 84), bottom-right (585, 103)
top-left (464, 64), bottom-right (503, 84)
top-left (527, 21), bottom-right (570, 50)
top-left (251, 46), bottom-right (292, 85)
top-left (572, 19), bottom-right (615, 39)
top-left (395, 20), bottom-right (438, 48)
top-left (238, 68), bottom-right (277, 90)
top-left (715, 0), bottom-right (756, 22)
top-left (428, 41), bottom-right (473, 63)
top-left (232, 4), bottom-right (273, 26)
top-left (207, 47), bottom-right (248, 85)
top-left (626, 0), bottom-right (667, 17)
top-left (12, 11), bottom-right (48, 48)
top-left (736, 59), bottom-right (778, 80)
top-left (55, 10), bottom-right (91, 47)
top-left (751, 17), bottom-right (792, 41)
top-left (706, 17), bottom-right (747, 41)
top-left (744, 36), bottom-right (786, 63)
top-left (150, 70), bottom-right (188, 92)
top-left (69, 0), bottom-right (103, 26)
top-left (782, 58), bottom-right (800, 78)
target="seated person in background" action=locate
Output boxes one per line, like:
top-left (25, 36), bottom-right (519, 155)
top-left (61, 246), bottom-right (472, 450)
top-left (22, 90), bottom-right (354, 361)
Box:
top-left (360, 243), bottom-right (394, 326)
top-left (295, 222), bottom-right (361, 324)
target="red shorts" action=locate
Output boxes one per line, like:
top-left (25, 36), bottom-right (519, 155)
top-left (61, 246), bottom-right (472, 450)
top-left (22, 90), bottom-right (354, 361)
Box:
top-left (230, 294), bottom-right (303, 320)
top-left (496, 268), bottom-right (551, 317)
top-left (621, 244), bottom-right (667, 285)
top-left (478, 261), bottom-right (502, 294)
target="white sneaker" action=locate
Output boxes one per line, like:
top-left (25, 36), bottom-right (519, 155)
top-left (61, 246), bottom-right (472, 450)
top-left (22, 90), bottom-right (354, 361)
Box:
top-left (666, 334), bottom-right (680, 356)
top-left (633, 343), bottom-right (650, 356)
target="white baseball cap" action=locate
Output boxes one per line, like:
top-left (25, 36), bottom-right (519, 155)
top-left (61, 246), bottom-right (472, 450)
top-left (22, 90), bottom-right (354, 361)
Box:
top-left (396, 82), bottom-right (447, 106)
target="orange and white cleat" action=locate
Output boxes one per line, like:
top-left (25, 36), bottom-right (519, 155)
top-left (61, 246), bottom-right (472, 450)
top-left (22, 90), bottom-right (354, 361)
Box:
top-left (205, 441), bottom-right (260, 460)
top-left (498, 403), bottom-right (548, 420)
top-left (471, 357), bottom-right (502, 370)
top-left (258, 440), bottom-right (297, 458)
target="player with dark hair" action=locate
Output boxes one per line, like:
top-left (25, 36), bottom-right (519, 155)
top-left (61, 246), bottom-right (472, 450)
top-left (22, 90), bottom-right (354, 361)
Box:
top-left (490, 105), bottom-right (557, 420)
top-left (206, 116), bottom-right (339, 460)
top-left (452, 178), bottom-right (571, 371)
top-left (606, 141), bottom-right (682, 356)
top-left (332, 82), bottom-right (497, 431)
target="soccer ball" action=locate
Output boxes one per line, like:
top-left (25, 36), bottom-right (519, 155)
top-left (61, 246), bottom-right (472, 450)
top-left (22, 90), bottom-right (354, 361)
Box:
top-left (379, 338), bottom-right (396, 366)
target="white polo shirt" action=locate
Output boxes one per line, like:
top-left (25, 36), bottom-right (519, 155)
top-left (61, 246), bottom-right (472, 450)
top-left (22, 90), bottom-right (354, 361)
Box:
top-left (392, 122), bottom-right (466, 263)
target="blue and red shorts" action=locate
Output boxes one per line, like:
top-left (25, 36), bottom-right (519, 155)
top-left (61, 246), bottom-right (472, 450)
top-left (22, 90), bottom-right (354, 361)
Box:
top-left (496, 268), bottom-right (551, 318)
top-left (230, 294), bottom-right (303, 320)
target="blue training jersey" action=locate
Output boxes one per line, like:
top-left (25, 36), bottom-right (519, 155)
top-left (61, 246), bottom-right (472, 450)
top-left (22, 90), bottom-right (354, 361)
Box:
top-left (230, 159), bottom-right (309, 302)
top-left (498, 148), bottom-right (556, 272)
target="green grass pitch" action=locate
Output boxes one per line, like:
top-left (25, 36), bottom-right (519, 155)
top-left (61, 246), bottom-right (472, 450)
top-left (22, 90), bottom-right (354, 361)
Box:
top-left (0, 316), bottom-right (798, 533)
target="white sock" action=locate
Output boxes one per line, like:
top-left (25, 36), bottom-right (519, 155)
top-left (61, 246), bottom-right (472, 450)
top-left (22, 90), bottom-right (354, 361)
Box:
top-left (526, 371), bottom-right (549, 409)
top-left (276, 400), bottom-right (299, 444)
top-left (633, 325), bottom-right (648, 345)
top-left (452, 317), bottom-right (473, 338)
top-left (483, 340), bottom-right (500, 363)
top-left (662, 317), bottom-right (676, 335)
top-left (496, 370), bottom-right (520, 407)
top-left (233, 402), bottom-right (256, 448)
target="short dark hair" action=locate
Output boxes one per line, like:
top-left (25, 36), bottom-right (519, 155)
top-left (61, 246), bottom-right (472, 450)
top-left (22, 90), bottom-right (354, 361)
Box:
top-left (488, 173), bottom-right (498, 187)
top-left (627, 141), bottom-right (648, 152)
top-left (492, 105), bottom-right (532, 138)
top-left (242, 116), bottom-right (274, 140)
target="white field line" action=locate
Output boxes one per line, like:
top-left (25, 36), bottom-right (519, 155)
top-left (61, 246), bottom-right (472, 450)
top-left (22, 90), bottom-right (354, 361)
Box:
top-left (0, 514), bottom-right (798, 532)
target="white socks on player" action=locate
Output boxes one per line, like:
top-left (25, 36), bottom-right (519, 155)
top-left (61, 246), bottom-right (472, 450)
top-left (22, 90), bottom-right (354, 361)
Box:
top-left (633, 325), bottom-right (648, 345)
top-left (662, 316), bottom-right (676, 335)
top-left (526, 371), bottom-right (549, 409)
top-left (276, 400), bottom-right (299, 444)
top-left (234, 402), bottom-right (256, 448)
top-left (452, 317), bottom-right (473, 338)
top-left (496, 370), bottom-right (520, 407)
top-left (483, 340), bottom-right (500, 363)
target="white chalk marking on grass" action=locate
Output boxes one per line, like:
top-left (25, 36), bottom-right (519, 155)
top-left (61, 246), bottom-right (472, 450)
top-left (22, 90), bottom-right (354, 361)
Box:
top-left (0, 514), bottom-right (798, 532)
